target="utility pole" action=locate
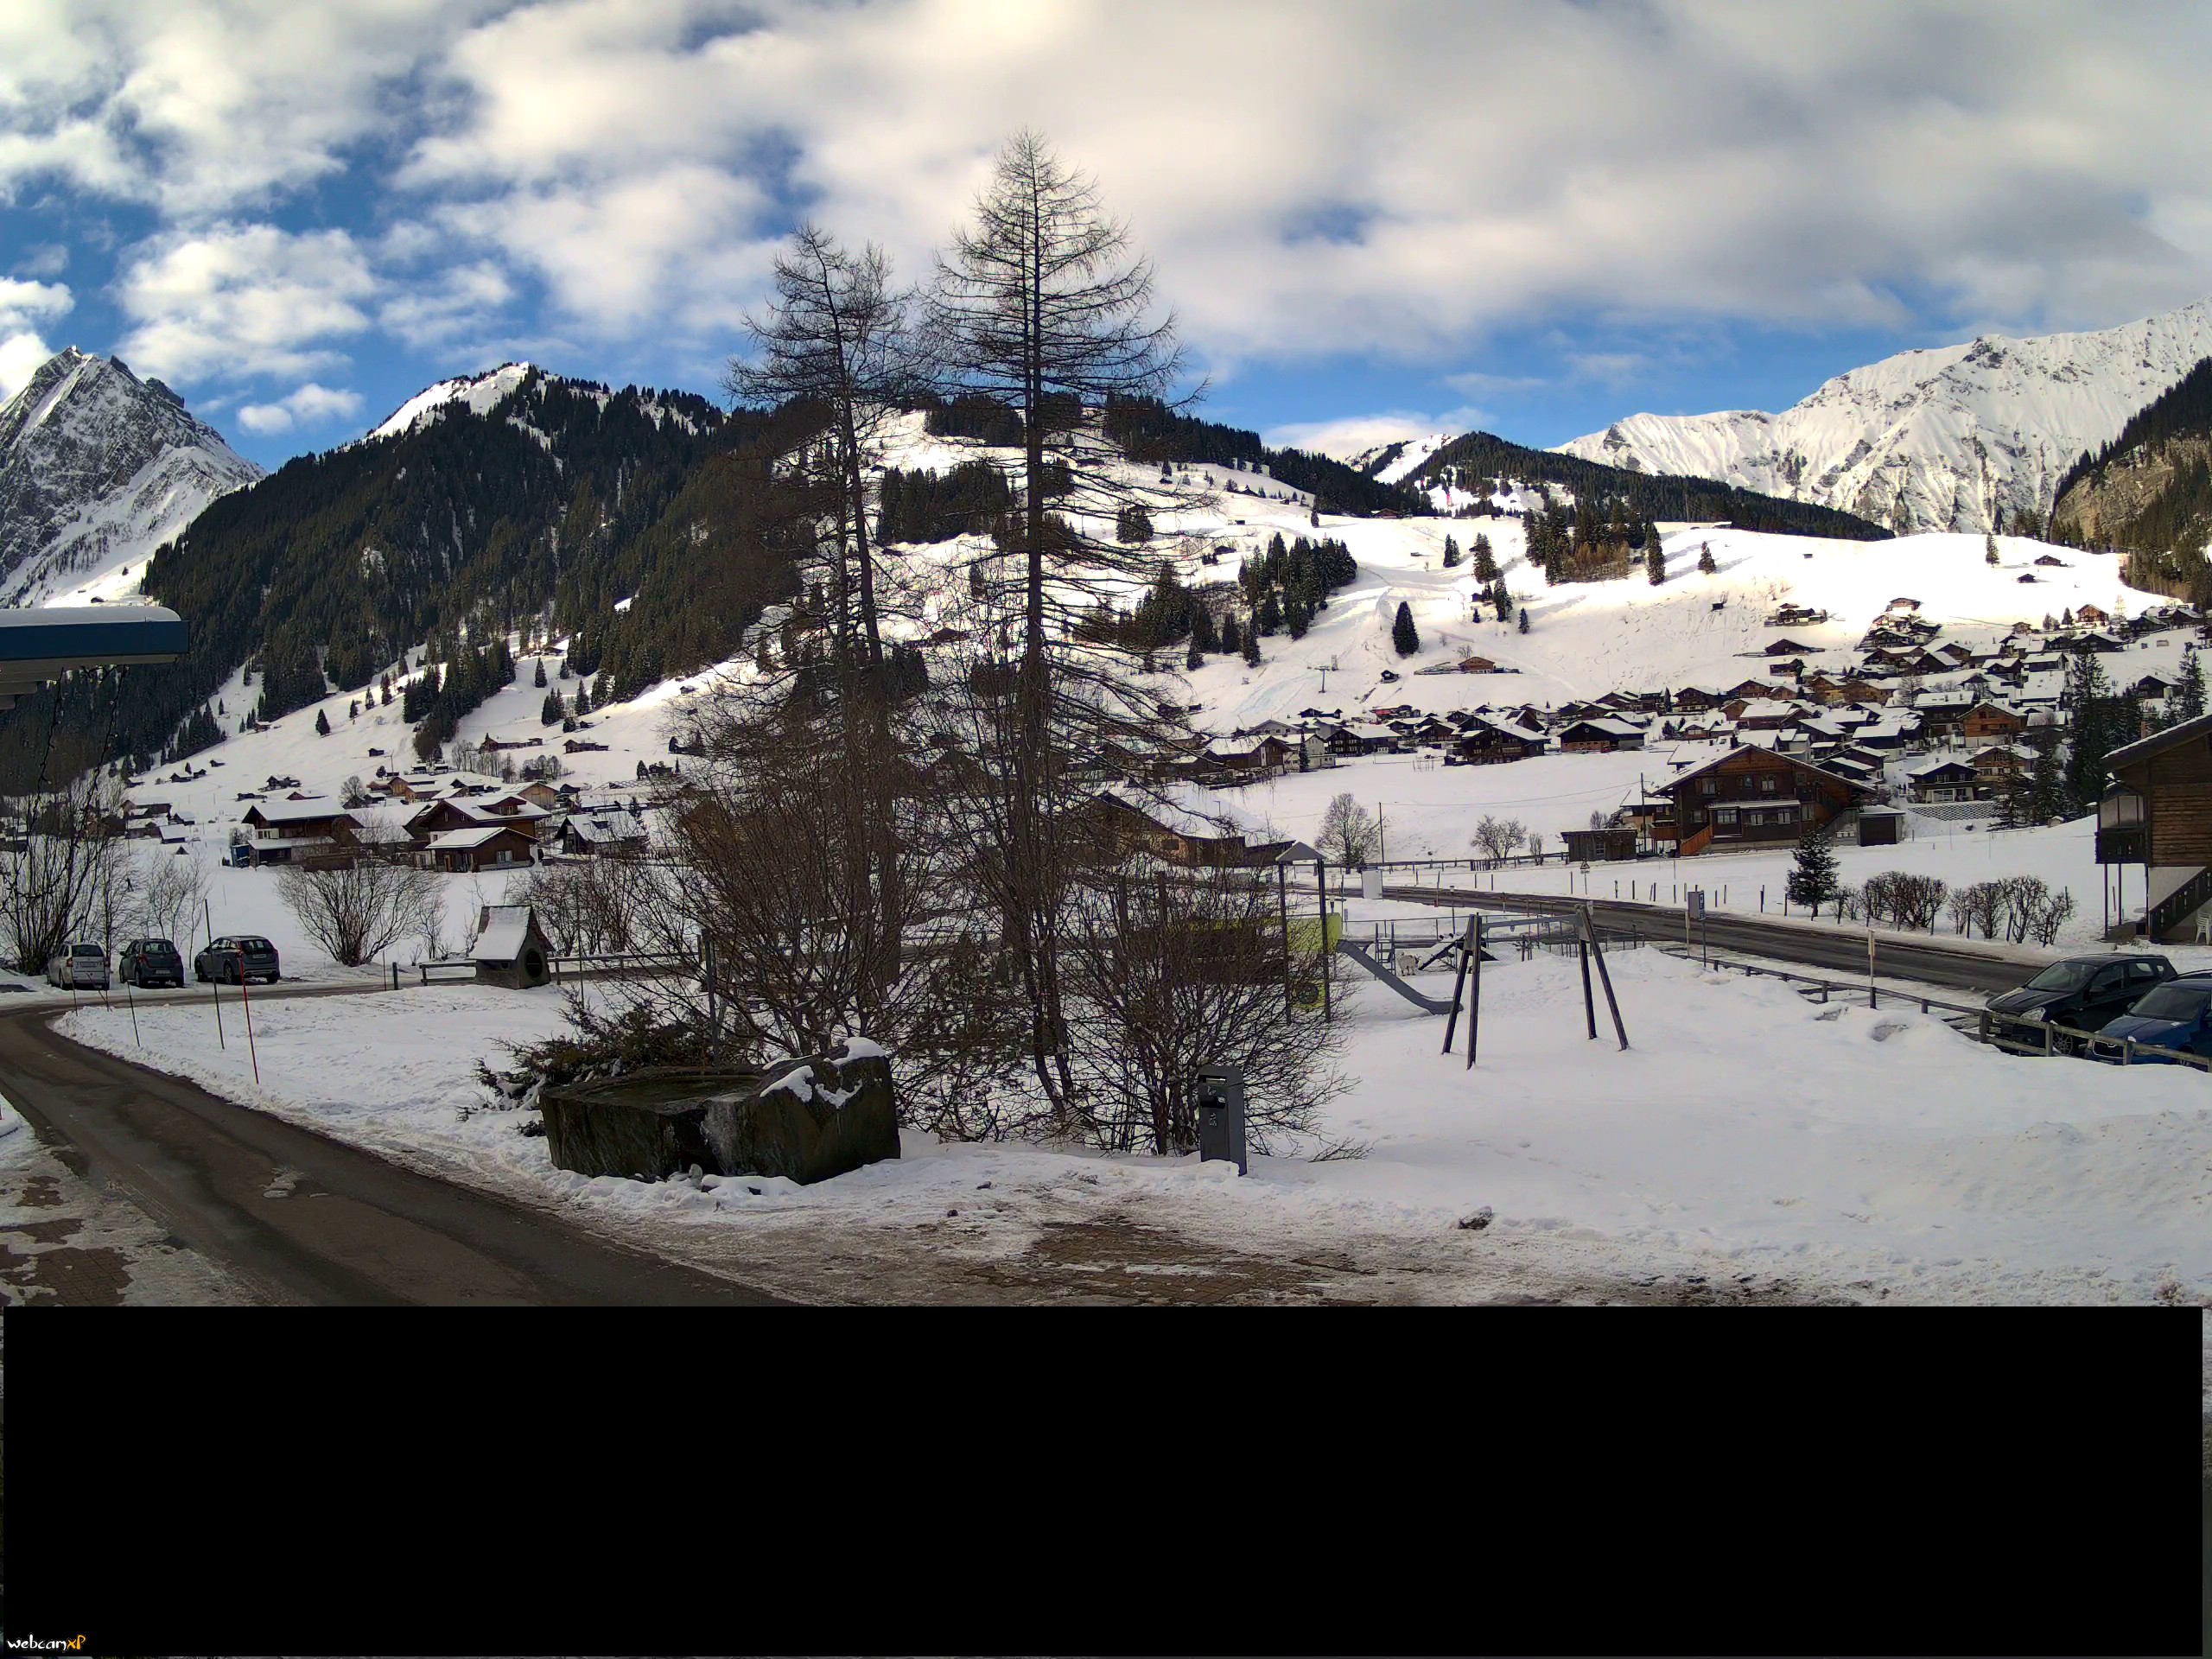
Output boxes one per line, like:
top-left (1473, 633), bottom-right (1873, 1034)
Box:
top-left (1377, 804), bottom-right (1386, 866)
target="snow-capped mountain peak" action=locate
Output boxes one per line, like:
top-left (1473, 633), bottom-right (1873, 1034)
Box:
top-left (1558, 297), bottom-right (2212, 534)
top-left (367, 362), bottom-right (537, 443)
top-left (0, 346), bottom-right (263, 607)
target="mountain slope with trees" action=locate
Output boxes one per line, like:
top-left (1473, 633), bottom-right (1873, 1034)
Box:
top-left (0, 368), bottom-right (810, 782)
top-left (1405, 428), bottom-right (1891, 540)
top-left (2049, 353), bottom-right (2212, 604)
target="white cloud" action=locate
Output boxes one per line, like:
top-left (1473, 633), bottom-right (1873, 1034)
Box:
top-left (10, 244), bottom-right (68, 280)
top-left (0, 331), bottom-right (56, 400)
top-left (116, 223), bottom-right (373, 384)
top-left (0, 276), bottom-right (72, 397)
top-left (4, 0), bottom-right (2211, 388)
top-left (236, 380), bottom-right (364, 435)
top-left (386, 0), bottom-right (2212, 364)
top-left (0, 275), bottom-right (71, 334)
top-left (0, 1), bottom-right (490, 213)
top-left (377, 259), bottom-right (516, 349)
top-left (1262, 407), bottom-right (1490, 458)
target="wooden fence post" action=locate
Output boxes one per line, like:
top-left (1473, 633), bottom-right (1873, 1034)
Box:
top-left (1581, 902), bottom-right (1630, 1051)
top-left (1466, 915), bottom-right (1482, 1071)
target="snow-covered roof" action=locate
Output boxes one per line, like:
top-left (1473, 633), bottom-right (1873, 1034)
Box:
top-left (1907, 755), bottom-right (1979, 778)
top-left (244, 799), bottom-right (356, 823)
top-left (564, 814), bottom-right (646, 842)
top-left (473, 905), bottom-right (536, 963)
top-left (425, 825), bottom-right (527, 850)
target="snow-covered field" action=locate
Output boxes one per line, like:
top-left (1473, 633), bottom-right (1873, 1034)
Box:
top-left (54, 950), bottom-right (2212, 1305)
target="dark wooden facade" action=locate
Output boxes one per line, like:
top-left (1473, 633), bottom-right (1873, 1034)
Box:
top-left (2101, 715), bottom-right (2212, 868)
top-left (1657, 747), bottom-right (1869, 855)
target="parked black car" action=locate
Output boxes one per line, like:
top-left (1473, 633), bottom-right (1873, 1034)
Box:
top-left (118, 938), bottom-right (184, 988)
top-left (1986, 953), bottom-right (2176, 1054)
top-left (194, 935), bottom-right (281, 985)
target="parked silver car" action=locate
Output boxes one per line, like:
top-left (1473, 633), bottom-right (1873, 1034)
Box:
top-left (45, 940), bottom-right (110, 990)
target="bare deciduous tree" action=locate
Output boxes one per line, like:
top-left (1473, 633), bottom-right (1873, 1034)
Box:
top-left (1471, 815), bottom-right (1527, 862)
top-left (924, 130), bottom-right (1202, 1116)
top-left (130, 842), bottom-right (209, 946)
top-left (1062, 864), bottom-right (1343, 1154)
top-left (277, 843), bottom-right (443, 967)
top-left (0, 770), bottom-right (126, 974)
top-left (1315, 791), bottom-right (1378, 867)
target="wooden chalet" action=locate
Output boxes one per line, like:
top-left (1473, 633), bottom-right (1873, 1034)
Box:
top-left (1455, 717), bottom-right (1547, 765)
top-left (1554, 717), bottom-right (1645, 753)
top-left (423, 824), bottom-right (537, 873)
top-left (241, 800), bottom-right (360, 842)
top-left (2098, 713), bottom-right (2212, 938)
top-left (1090, 790), bottom-right (1290, 869)
top-left (1906, 757), bottom-right (1983, 804)
top-left (556, 811), bottom-right (649, 857)
top-left (1656, 748), bottom-right (1871, 855)
top-left (1561, 826), bottom-right (1637, 863)
top-left (405, 798), bottom-right (545, 843)
top-left (1960, 701), bottom-right (2027, 741)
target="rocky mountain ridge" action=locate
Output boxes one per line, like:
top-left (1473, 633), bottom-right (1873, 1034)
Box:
top-left (1558, 298), bottom-right (2212, 535)
top-left (0, 347), bottom-right (263, 607)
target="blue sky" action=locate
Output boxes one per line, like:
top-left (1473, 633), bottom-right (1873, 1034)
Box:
top-left (6, 1), bottom-right (2210, 472)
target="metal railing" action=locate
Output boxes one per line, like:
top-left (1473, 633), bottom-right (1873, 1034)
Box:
top-left (1679, 950), bottom-right (2212, 1072)
top-left (2143, 865), bottom-right (2212, 941)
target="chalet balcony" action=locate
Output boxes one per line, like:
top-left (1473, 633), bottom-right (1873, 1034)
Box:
top-left (2094, 825), bottom-right (2147, 866)
top-left (2096, 784), bottom-right (2146, 866)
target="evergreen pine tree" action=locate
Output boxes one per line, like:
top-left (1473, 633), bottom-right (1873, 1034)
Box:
top-left (2173, 647), bottom-right (2207, 724)
top-left (1257, 591), bottom-right (1282, 635)
top-left (1242, 626), bottom-right (1262, 667)
top-left (1185, 638), bottom-right (1205, 671)
top-left (1496, 588), bottom-right (1514, 622)
top-left (315, 708), bottom-right (330, 737)
top-left (1985, 533), bottom-right (1999, 566)
top-left (1220, 613), bottom-right (1241, 654)
top-left (1698, 543), bottom-right (1717, 575)
top-left (1646, 536), bottom-right (1666, 585)
top-left (1392, 601), bottom-right (1420, 657)
top-left (1784, 825), bottom-right (1840, 909)
top-left (541, 690), bottom-right (565, 726)
top-left (1441, 535), bottom-right (1461, 569)
top-left (574, 678), bottom-right (591, 715)
top-left (2062, 652), bottom-right (2123, 811)
top-left (533, 658), bottom-right (548, 688)
top-left (1472, 533), bottom-right (1498, 584)
top-left (1518, 607), bottom-right (1530, 634)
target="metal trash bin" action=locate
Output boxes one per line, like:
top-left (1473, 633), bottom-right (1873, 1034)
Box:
top-left (1193, 1062), bottom-right (1248, 1175)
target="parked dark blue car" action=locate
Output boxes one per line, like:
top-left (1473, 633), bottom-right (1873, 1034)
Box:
top-left (2089, 973), bottom-right (2212, 1064)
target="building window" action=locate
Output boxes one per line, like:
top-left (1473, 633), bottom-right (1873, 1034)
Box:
top-left (1700, 779), bottom-right (1716, 796)
top-left (1760, 774), bottom-right (1777, 792)
top-left (1715, 807), bottom-right (1738, 824)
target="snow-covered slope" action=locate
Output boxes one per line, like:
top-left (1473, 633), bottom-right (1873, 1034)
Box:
top-left (1346, 433), bottom-right (1457, 486)
top-left (0, 347), bottom-right (263, 607)
top-left (858, 410), bottom-right (2154, 731)
top-left (1559, 298), bottom-right (2212, 535)
top-left (365, 362), bottom-right (537, 443)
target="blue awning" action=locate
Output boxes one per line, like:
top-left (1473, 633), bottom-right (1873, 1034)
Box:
top-left (0, 607), bottom-right (187, 709)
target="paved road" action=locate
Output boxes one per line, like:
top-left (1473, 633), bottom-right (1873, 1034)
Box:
top-left (1380, 886), bottom-right (2047, 996)
top-left (0, 997), bottom-right (786, 1306)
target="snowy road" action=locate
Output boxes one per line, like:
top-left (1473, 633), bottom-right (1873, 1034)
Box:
top-left (0, 997), bottom-right (785, 1306)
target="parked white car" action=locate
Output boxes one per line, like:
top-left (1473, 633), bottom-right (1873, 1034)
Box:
top-left (45, 941), bottom-right (110, 990)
